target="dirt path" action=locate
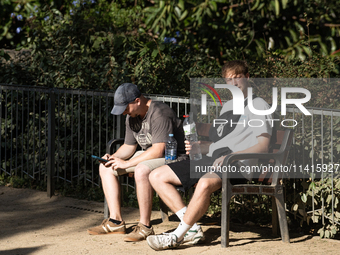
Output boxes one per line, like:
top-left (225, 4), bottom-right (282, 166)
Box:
top-left (0, 186), bottom-right (339, 255)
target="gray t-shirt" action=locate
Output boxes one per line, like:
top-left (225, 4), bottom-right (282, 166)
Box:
top-left (124, 100), bottom-right (186, 155)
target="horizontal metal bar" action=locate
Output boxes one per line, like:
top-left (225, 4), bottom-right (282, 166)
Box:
top-left (85, 179), bottom-right (100, 187)
top-left (147, 94), bottom-right (190, 104)
top-left (307, 209), bottom-right (323, 214)
top-left (55, 89), bottom-right (114, 97)
top-left (22, 171), bottom-right (35, 179)
top-left (0, 84), bottom-right (52, 93)
top-left (323, 214), bottom-right (340, 226)
top-left (0, 168), bottom-right (11, 175)
top-left (121, 183), bottom-right (136, 190)
top-left (0, 84), bottom-right (115, 97)
top-left (57, 176), bottom-right (72, 184)
top-left (284, 106), bottom-right (340, 116)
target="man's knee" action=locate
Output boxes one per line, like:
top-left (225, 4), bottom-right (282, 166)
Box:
top-left (134, 164), bottom-right (151, 182)
top-left (149, 165), bottom-right (172, 186)
top-left (149, 167), bottom-right (162, 186)
top-left (99, 164), bottom-right (113, 177)
top-left (196, 177), bottom-right (221, 194)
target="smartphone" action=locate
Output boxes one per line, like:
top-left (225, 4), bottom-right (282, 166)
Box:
top-left (91, 155), bottom-right (109, 163)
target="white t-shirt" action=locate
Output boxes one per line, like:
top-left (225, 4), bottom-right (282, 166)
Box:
top-left (207, 96), bottom-right (273, 168)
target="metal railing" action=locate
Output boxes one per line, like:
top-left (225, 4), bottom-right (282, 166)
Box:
top-left (0, 85), bottom-right (123, 196)
top-left (1, 84), bottom-right (339, 227)
top-left (0, 86), bottom-right (191, 194)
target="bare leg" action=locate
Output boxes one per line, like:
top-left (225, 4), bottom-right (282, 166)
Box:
top-left (146, 173), bottom-right (221, 250)
top-left (134, 164), bottom-right (154, 226)
top-left (183, 173), bottom-right (222, 225)
top-left (99, 164), bottom-right (122, 221)
top-left (149, 165), bottom-right (185, 214)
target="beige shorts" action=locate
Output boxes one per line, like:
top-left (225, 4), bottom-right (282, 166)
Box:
top-left (113, 150), bottom-right (165, 177)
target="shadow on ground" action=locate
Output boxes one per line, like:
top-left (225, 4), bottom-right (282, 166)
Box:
top-left (0, 246), bottom-right (47, 255)
top-left (0, 185), bottom-right (321, 253)
top-left (0, 186), bottom-right (104, 241)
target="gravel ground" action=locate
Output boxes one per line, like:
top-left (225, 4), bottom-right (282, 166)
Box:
top-left (0, 185), bottom-right (339, 255)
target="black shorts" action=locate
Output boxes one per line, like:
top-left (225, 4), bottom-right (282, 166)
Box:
top-left (168, 155), bottom-right (247, 192)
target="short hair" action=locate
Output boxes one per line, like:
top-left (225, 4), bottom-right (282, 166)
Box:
top-left (221, 60), bottom-right (249, 77)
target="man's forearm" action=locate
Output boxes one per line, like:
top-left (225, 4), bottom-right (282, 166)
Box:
top-left (124, 144), bottom-right (165, 169)
top-left (112, 144), bottom-right (137, 160)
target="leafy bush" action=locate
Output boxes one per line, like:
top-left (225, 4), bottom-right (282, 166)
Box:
top-left (1, 1), bottom-right (220, 97)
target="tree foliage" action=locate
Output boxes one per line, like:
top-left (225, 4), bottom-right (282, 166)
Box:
top-left (142, 0), bottom-right (340, 62)
top-left (0, 0), bottom-right (221, 96)
top-left (2, 0), bottom-right (340, 61)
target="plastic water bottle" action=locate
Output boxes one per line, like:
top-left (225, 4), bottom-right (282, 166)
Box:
top-left (165, 134), bottom-right (177, 164)
top-left (183, 113), bottom-right (202, 161)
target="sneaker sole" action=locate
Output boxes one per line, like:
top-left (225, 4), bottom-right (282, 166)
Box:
top-left (147, 237), bottom-right (182, 251)
top-left (87, 230), bottom-right (126, 235)
top-left (124, 237), bottom-right (146, 242)
top-left (124, 231), bottom-right (154, 242)
top-left (184, 236), bottom-right (205, 245)
top-left (147, 239), bottom-right (162, 251)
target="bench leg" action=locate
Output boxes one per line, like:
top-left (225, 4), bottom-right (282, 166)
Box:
top-left (272, 196), bottom-right (279, 236)
top-left (275, 191), bottom-right (290, 243)
top-left (221, 178), bottom-right (232, 247)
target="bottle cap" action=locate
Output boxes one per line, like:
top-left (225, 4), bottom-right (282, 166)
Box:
top-left (169, 134), bottom-right (174, 137)
top-left (183, 115), bottom-right (189, 118)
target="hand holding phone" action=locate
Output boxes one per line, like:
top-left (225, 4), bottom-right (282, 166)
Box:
top-left (91, 155), bottom-right (109, 163)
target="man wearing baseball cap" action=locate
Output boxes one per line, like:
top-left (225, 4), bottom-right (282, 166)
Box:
top-left (87, 83), bottom-right (186, 242)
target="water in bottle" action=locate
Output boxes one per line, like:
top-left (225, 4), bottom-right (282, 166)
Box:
top-left (165, 134), bottom-right (177, 164)
top-left (183, 113), bottom-right (202, 160)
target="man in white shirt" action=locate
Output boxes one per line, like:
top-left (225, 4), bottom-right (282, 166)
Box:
top-left (146, 60), bottom-right (273, 250)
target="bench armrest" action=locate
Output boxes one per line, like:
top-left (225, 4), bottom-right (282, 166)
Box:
top-left (223, 152), bottom-right (284, 165)
top-left (106, 138), bottom-right (124, 154)
top-left (221, 151), bottom-right (289, 184)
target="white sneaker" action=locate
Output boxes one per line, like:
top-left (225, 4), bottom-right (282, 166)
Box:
top-left (147, 233), bottom-right (183, 251)
top-left (183, 226), bottom-right (205, 244)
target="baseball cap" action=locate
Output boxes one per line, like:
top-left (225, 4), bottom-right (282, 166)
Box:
top-left (111, 83), bottom-right (142, 115)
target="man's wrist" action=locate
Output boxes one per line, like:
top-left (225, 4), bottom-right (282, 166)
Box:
top-left (124, 160), bottom-right (133, 169)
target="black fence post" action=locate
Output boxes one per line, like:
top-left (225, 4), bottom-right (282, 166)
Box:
top-left (47, 90), bottom-right (56, 198)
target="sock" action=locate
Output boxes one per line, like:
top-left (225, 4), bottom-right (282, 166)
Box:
top-left (190, 222), bottom-right (200, 230)
top-left (175, 207), bottom-right (187, 221)
top-left (172, 221), bottom-right (192, 241)
top-left (109, 218), bottom-right (122, 225)
top-left (175, 207), bottom-right (199, 231)
top-left (142, 223), bottom-right (152, 229)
